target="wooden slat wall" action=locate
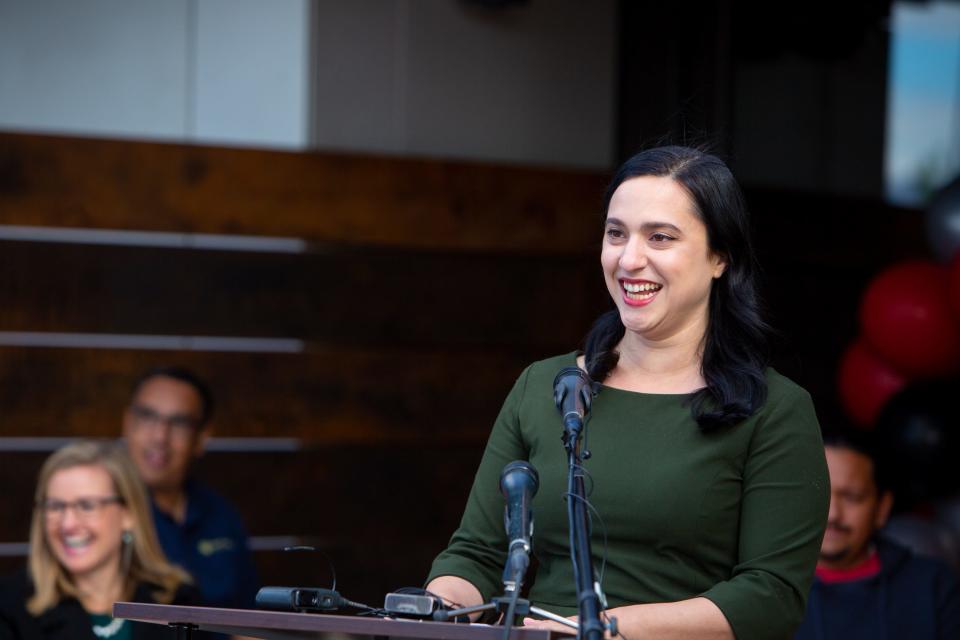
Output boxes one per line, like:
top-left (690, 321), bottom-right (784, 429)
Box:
top-left (0, 132), bottom-right (612, 602)
top-left (0, 133), bottom-right (608, 252)
top-left (0, 242), bottom-right (601, 348)
top-left (0, 347), bottom-right (539, 441)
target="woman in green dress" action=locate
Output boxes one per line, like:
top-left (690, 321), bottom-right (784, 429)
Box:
top-left (427, 146), bottom-right (830, 640)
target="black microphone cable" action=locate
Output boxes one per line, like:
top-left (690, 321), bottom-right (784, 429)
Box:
top-left (283, 545), bottom-right (337, 591)
top-left (560, 454), bottom-right (617, 637)
top-left (562, 462), bottom-right (608, 587)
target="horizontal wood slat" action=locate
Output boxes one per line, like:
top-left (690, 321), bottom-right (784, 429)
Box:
top-left (0, 133), bottom-right (608, 253)
top-left (0, 346), bottom-right (563, 441)
top-left (0, 241), bottom-right (606, 348)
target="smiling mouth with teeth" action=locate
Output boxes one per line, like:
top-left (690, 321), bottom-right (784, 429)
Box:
top-left (64, 535), bottom-right (91, 549)
top-left (622, 281), bottom-right (662, 300)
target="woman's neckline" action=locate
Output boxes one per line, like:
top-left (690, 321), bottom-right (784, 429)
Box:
top-left (570, 352), bottom-right (705, 397)
top-left (596, 382), bottom-right (702, 398)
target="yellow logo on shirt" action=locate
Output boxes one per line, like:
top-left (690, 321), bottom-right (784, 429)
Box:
top-left (197, 537), bottom-right (235, 556)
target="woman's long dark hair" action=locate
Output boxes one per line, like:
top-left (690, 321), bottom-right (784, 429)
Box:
top-left (583, 146), bottom-right (769, 430)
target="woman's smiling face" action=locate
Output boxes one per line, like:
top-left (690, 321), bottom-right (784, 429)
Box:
top-left (43, 464), bottom-right (132, 582)
top-left (601, 175), bottom-right (726, 342)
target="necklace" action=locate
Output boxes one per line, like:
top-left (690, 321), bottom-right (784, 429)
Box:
top-left (92, 617), bottom-right (125, 638)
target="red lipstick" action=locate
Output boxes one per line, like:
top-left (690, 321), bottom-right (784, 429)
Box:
top-left (619, 278), bottom-right (662, 307)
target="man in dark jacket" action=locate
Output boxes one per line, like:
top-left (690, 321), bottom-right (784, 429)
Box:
top-left (795, 431), bottom-right (960, 639)
top-left (122, 367), bottom-right (259, 610)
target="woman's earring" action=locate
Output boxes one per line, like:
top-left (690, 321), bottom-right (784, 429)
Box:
top-left (121, 529), bottom-right (134, 573)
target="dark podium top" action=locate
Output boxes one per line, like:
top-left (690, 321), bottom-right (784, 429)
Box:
top-left (114, 602), bottom-right (561, 640)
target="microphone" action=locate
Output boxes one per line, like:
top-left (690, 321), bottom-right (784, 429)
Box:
top-left (255, 586), bottom-right (343, 612)
top-left (553, 366), bottom-right (593, 441)
top-left (499, 460), bottom-right (539, 590)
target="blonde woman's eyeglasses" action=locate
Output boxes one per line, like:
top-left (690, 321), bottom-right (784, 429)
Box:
top-left (40, 496), bottom-right (124, 519)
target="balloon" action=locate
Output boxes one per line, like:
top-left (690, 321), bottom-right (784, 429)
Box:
top-left (925, 175), bottom-right (960, 263)
top-left (837, 340), bottom-right (907, 427)
top-left (874, 378), bottom-right (960, 511)
top-left (860, 260), bottom-right (960, 377)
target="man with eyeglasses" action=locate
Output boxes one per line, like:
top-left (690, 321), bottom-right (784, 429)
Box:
top-left (122, 366), bottom-right (259, 611)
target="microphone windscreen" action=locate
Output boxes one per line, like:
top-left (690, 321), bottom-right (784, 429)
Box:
top-left (500, 460), bottom-right (539, 497)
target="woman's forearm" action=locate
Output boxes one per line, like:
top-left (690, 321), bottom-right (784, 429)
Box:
top-left (610, 597), bottom-right (733, 640)
top-left (525, 596), bottom-right (734, 640)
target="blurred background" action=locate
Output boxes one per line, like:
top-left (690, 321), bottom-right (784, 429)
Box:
top-left (1, 0), bottom-right (959, 605)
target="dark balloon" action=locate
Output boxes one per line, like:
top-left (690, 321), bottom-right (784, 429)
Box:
top-left (874, 378), bottom-right (960, 511)
top-left (837, 339), bottom-right (906, 427)
top-left (860, 260), bottom-right (960, 377)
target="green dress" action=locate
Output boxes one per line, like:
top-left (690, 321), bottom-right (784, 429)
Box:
top-left (427, 352), bottom-right (829, 639)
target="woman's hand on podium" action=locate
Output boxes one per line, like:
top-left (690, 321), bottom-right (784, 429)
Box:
top-left (527, 598), bottom-right (733, 640)
top-left (522, 617), bottom-right (577, 636)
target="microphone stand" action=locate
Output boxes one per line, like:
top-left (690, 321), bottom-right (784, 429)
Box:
top-left (437, 466), bottom-right (575, 636)
top-left (432, 589), bottom-right (578, 630)
top-left (441, 372), bottom-right (612, 640)
top-left (562, 420), bottom-right (606, 640)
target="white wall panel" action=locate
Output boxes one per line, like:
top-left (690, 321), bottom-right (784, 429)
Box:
top-left (0, 0), bottom-right (189, 139)
top-left (193, 0), bottom-right (311, 148)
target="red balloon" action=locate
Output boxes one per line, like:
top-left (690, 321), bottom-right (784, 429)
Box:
top-left (860, 260), bottom-right (960, 377)
top-left (838, 340), bottom-right (907, 428)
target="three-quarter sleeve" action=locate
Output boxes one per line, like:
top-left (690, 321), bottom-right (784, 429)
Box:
top-left (700, 385), bottom-right (830, 639)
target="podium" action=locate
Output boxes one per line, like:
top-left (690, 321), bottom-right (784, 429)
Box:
top-left (114, 602), bottom-right (560, 640)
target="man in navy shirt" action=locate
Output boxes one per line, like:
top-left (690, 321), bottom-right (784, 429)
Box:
top-left (795, 430), bottom-right (960, 639)
top-left (122, 366), bottom-right (260, 610)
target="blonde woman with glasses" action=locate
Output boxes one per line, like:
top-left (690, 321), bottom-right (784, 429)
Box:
top-left (0, 440), bottom-right (196, 640)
